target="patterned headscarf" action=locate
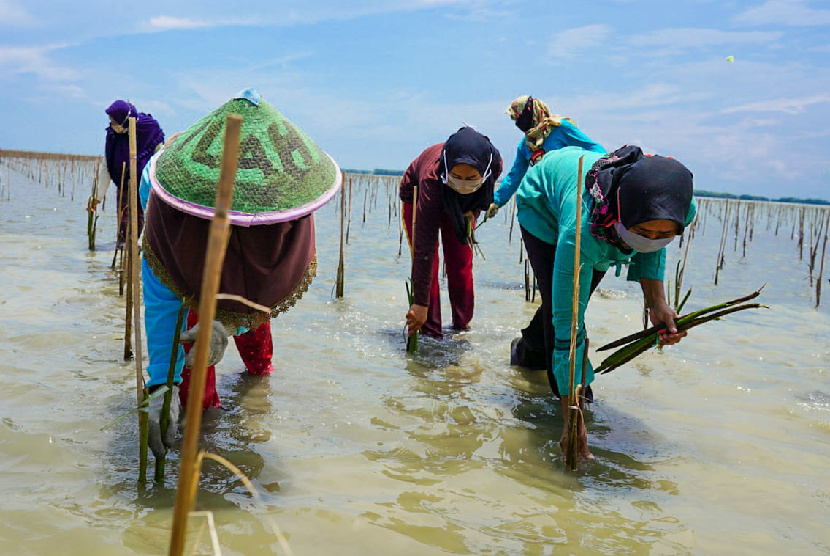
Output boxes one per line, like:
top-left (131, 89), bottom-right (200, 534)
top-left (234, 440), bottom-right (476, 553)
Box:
top-left (586, 145), bottom-right (693, 252)
top-left (506, 95), bottom-right (574, 151)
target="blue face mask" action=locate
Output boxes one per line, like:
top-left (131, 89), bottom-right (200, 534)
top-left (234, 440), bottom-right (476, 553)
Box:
top-left (614, 222), bottom-right (675, 252)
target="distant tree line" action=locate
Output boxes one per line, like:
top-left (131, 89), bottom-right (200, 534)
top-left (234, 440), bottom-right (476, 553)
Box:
top-left (336, 176), bottom-right (828, 205)
top-left (696, 189), bottom-right (830, 206)
top-left (342, 168), bottom-right (404, 176)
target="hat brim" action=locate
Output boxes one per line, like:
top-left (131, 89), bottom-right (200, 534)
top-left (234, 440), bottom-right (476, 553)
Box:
top-left (151, 152), bottom-right (341, 227)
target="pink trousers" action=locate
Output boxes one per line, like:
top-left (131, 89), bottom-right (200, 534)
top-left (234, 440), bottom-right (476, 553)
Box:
top-left (403, 202), bottom-right (475, 339)
top-left (179, 310), bottom-right (274, 410)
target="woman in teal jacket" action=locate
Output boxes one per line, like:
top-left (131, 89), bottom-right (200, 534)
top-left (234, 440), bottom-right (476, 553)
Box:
top-left (516, 145), bottom-right (696, 460)
top-left (488, 96), bottom-right (606, 370)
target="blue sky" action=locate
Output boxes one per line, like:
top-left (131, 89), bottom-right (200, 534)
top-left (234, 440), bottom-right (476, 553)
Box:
top-left (1, 0), bottom-right (828, 199)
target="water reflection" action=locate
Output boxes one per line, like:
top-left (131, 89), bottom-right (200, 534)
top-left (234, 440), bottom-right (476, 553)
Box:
top-left (4, 172), bottom-right (829, 554)
top-left (104, 370), bottom-right (275, 513)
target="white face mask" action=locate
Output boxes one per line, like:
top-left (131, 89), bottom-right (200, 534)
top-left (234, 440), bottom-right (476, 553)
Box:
top-left (441, 150), bottom-right (492, 195)
top-left (446, 174), bottom-right (483, 194)
top-left (614, 222), bottom-right (675, 252)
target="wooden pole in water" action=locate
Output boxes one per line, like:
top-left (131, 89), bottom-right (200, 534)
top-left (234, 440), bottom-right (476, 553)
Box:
top-left (406, 185), bottom-right (419, 353)
top-left (816, 209), bottom-right (830, 308)
top-left (335, 172), bottom-right (346, 299)
top-left (155, 305), bottom-right (186, 482)
top-left (116, 163), bottom-right (127, 297)
top-left (123, 168), bottom-right (133, 360)
top-left (565, 155), bottom-right (585, 471)
top-left (715, 199), bottom-right (730, 285)
top-left (127, 117), bottom-right (149, 484)
top-left (169, 114), bottom-right (242, 556)
top-left (345, 175), bottom-right (353, 244)
top-left (508, 199), bottom-right (516, 244)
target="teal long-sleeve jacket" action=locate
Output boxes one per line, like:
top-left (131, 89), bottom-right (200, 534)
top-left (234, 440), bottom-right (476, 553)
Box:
top-left (139, 153), bottom-right (189, 388)
top-left (516, 146), bottom-right (697, 395)
top-left (493, 121), bottom-right (605, 208)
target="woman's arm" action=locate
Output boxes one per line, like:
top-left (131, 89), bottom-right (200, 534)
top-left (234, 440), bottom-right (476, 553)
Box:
top-left (493, 140), bottom-right (528, 207)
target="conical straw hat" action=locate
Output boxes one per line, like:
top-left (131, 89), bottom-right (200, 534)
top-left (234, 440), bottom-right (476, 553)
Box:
top-left (150, 88), bottom-right (340, 225)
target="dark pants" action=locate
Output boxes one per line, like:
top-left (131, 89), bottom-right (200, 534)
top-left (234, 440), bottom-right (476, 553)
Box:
top-left (515, 226), bottom-right (606, 398)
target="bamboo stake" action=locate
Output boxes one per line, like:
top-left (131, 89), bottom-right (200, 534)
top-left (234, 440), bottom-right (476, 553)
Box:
top-left (798, 207), bottom-right (805, 260)
top-left (362, 187), bottom-right (368, 225)
top-left (123, 181), bottom-right (133, 360)
top-left (406, 185), bottom-right (419, 353)
top-left (127, 117), bottom-right (149, 485)
top-left (155, 305), bottom-right (187, 482)
top-left (809, 212), bottom-right (825, 287)
top-left (532, 272), bottom-right (537, 303)
top-left (732, 200), bottom-right (741, 252)
top-left (565, 155), bottom-right (585, 471)
top-left (345, 176), bottom-right (353, 244)
top-left (715, 199), bottom-right (730, 285)
top-left (567, 338), bottom-right (590, 467)
top-left (335, 172), bottom-right (346, 299)
top-left (816, 209), bottom-right (830, 307)
top-left (86, 160), bottom-right (100, 251)
top-left (114, 161), bottom-right (126, 279)
top-left (508, 198), bottom-right (516, 244)
top-left (169, 114), bottom-right (243, 556)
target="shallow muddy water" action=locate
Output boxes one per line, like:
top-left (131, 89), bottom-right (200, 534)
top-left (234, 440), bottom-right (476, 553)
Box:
top-left (0, 170), bottom-right (828, 555)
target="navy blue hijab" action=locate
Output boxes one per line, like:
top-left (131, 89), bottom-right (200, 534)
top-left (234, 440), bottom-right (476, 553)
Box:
top-left (438, 126), bottom-right (501, 243)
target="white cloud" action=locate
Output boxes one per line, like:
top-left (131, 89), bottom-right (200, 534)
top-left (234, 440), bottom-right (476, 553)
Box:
top-left (557, 83), bottom-right (706, 114)
top-left (0, 44), bottom-right (77, 81)
top-left (629, 28), bottom-right (782, 48)
top-left (0, 0), bottom-right (34, 26)
top-left (547, 24), bottom-right (611, 60)
top-left (143, 15), bottom-right (263, 31)
top-left (147, 16), bottom-right (212, 30)
top-left (51, 84), bottom-right (85, 99)
top-left (735, 0), bottom-right (830, 27)
top-left (141, 2), bottom-right (507, 33)
top-left (721, 94), bottom-right (830, 114)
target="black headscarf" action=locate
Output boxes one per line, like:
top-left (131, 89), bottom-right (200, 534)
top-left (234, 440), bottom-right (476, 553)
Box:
top-left (586, 145), bottom-right (693, 250)
top-left (439, 126), bottom-right (500, 244)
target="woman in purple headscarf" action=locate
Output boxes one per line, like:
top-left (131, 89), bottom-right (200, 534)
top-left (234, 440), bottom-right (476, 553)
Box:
top-left (104, 100), bottom-right (165, 243)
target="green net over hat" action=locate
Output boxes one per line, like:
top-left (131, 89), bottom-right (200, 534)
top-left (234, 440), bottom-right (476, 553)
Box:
top-left (152, 89), bottom-right (340, 225)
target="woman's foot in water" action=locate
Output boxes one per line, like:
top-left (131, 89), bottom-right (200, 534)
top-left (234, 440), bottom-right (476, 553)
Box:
top-left (559, 422), bottom-right (594, 461)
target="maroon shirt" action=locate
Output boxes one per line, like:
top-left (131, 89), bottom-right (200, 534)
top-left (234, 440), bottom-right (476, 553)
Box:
top-left (399, 143), bottom-right (503, 306)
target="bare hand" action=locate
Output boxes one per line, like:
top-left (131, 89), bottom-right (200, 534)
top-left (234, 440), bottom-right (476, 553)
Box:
top-left (649, 302), bottom-right (687, 346)
top-left (405, 304), bottom-right (428, 336)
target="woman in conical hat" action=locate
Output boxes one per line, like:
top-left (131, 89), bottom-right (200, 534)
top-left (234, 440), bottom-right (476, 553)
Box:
top-left (490, 96), bottom-right (606, 372)
top-left (140, 89), bottom-right (341, 459)
top-left (104, 100), bottom-right (165, 243)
